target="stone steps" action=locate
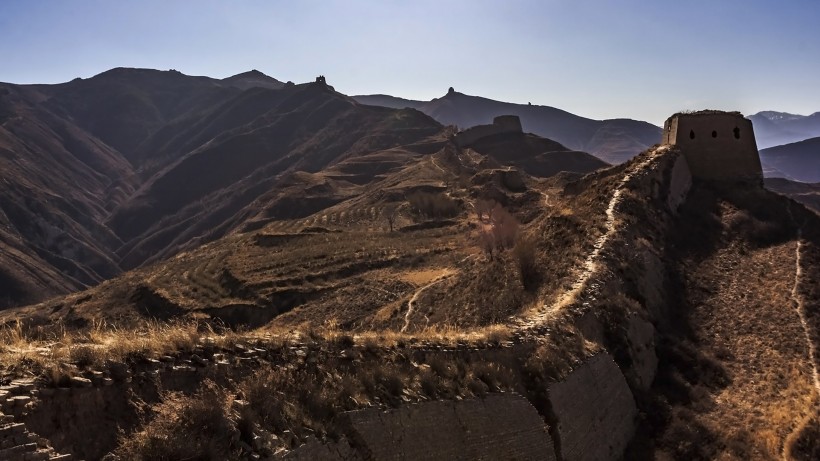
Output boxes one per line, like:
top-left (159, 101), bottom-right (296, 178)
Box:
top-left (0, 382), bottom-right (74, 461)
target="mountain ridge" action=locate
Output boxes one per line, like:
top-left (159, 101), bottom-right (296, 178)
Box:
top-left (354, 89), bottom-right (662, 164)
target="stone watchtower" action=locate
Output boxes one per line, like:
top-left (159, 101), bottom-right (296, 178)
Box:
top-left (662, 111), bottom-right (762, 182)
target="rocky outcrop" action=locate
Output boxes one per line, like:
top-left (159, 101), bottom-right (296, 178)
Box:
top-left (547, 353), bottom-right (637, 461)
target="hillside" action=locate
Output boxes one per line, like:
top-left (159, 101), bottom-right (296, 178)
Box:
top-left (354, 89), bottom-right (661, 164)
top-left (760, 136), bottom-right (820, 183)
top-left (0, 69), bottom-right (609, 309)
top-left (3, 142), bottom-right (589, 329)
top-left (0, 144), bottom-right (817, 460)
top-left (0, 82), bottom-right (138, 308)
top-left (765, 177), bottom-right (820, 212)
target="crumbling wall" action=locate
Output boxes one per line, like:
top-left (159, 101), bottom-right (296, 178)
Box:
top-left (547, 353), bottom-right (637, 461)
top-left (666, 153), bottom-right (692, 211)
top-left (340, 393), bottom-right (556, 460)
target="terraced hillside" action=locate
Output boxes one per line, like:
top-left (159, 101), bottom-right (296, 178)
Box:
top-left (4, 144), bottom-right (606, 333)
top-left (1, 142), bottom-right (817, 460)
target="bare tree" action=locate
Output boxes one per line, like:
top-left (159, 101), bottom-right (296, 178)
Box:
top-left (477, 203), bottom-right (519, 259)
top-left (489, 203), bottom-right (519, 250)
top-left (384, 203), bottom-right (398, 232)
top-left (475, 198), bottom-right (496, 222)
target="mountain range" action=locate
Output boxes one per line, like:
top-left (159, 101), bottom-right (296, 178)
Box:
top-left (0, 67), bottom-right (818, 460)
top-left (354, 90), bottom-right (661, 165)
top-left (749, 111), bottom-right (820, 149)
top-left (0, 67), bottom-right (817, 310)
top-left (0, 68), bottom-right (606, 308)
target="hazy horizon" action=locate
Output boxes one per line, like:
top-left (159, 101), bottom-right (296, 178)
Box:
top-left (2, 0), bottom-right (818, 125)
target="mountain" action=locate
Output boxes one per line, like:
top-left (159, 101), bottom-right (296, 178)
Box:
top-left (0, 82), bottom-right (138, 308)
top-left (106, 81), bottom-right (447, 269)
top-left (749, 111), bottom-right (820, 149)
top-left (759, 136), bottom-right (820, 183)
top-left (220, 69), bottom-right (285, 91)
top-left (354, 89), bottom-right (662, 164)
top-left (3, 143), bottom-right (817, 461)
top-left (0, 68), bottom-right (606, 308)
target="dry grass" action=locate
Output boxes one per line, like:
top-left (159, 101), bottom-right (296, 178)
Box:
top-left (0, 319), bottom-right (255, 378)
top-left (114, 381), bottom-right (239, 460)
top-left (114, 345), bottom-right (522, 458)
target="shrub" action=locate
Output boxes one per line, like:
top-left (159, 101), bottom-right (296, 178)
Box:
top-left (478, 203), bottom-right (519, 259)
top-left (407, 191), bottom-right (459, 219)
top-left (115, 381), bottom-right (239, 460)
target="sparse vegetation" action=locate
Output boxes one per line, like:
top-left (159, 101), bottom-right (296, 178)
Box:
top-left (407, 191), bottom-right (460, 220)
top-left (115, 381), bottom-right (239, 460)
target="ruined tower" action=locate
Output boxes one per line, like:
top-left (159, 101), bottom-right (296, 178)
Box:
top-left (662, 111), bottom-right (762, 182)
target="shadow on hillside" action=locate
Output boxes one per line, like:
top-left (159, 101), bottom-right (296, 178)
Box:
top-left (626, 184), bottom-right (735, 460)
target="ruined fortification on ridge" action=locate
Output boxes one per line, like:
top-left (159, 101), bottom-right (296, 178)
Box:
top-left (454, 115), bottom-right (523, 147)
top-left (662, 110), bottom-right (762, 182)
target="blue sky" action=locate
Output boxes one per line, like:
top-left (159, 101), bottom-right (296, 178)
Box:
top-left (1, 0), bottom-right (818, 125)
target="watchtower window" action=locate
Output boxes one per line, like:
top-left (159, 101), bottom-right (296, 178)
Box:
top-left (733, 127), bottom-right (740, 139)
top-left (690, 130), bottom-right (695, 139)
top-left (712, 130), bottom-right (717, 138)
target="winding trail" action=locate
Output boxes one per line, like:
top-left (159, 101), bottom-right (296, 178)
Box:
top-left (788, 211), bottom-right (820, 396)
top-left (402, 270), bottom-right (455, 333)
top-left (430, 156), bottom-right (446, 174)
top-left (539, 190), bottom-right (551, 207)
top-left (518, 146), bottom-right (667, 329)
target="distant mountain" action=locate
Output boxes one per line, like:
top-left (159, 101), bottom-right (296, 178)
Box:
top-left (759, 136), bottom-right (820, 183)
top-left (749, 111), bottom-right (820, 149)
top-left (221, 70), bottom-right (285, 91)
top-left (354, 90), bottom-right (662, 164)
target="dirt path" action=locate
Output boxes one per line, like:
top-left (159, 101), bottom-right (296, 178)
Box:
top-left (518, 147), bottom-right (667, 328)
top-left (430, 156), bottom-right (445, 174)
top-left (539, 190), bottom-right (551, 207)
top-left (790, 223), bottom-right (820, 395)
top-left (401, 269), bottom-right (455, 332)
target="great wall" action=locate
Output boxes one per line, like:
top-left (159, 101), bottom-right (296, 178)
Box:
top-left (1, 111), bottom-right (815, 460)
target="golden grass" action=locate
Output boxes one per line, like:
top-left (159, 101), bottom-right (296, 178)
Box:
top-left (0, 319), bottom-right (258, 373)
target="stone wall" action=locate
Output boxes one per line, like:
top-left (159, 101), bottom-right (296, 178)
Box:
top-left (547, 353), bottom-right (637, 461)
top-left (666, 153), bottom-right (692, 211)
top-left (288, 393), bottom-right (556, 461)
top-left (663, 112), bottom-right (762, 182)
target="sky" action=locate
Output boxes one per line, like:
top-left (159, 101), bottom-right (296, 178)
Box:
top-left (1, 0), bottom-right (818, 125)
